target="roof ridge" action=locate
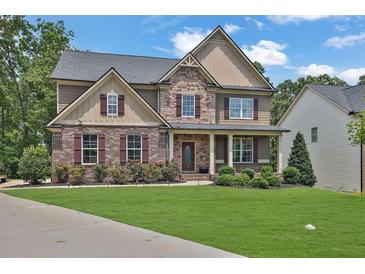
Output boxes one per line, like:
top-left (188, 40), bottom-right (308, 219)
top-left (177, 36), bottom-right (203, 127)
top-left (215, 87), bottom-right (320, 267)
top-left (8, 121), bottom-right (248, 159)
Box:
top-left (343, 83), bottom-right (365, 90)
top-left (64, 49), bottom-right (180, 61)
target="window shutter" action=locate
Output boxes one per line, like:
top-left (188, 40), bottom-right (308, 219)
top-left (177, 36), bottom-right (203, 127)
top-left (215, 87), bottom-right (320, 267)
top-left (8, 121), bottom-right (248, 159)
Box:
top-left (142, 135), bottom-right (149, 163)
top-left (100, 94), bottom-right (107, 115)
top-left (74, 134), bottom-right (81, 165)
top-left (253, 137), bottom-right (258, 163)
top-left (195, 95), bottom-right (201, 118)
top-left (253, 98), bottom-right (258, 120)
top-left (120, 134), bottom-right (126, 164)
top-left (99, 134), bottom-right (105, 164)
top-left (224, 97), bottom-right (229, 119)
top-left (176, 94), bottom-right (182, 117)
top-left (118, 95), bottom-right (124, 116)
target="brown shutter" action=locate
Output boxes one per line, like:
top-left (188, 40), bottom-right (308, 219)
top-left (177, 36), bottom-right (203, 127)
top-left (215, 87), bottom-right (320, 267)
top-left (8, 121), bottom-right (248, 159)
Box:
top-left (224, 97), bottom-right (229, 119)
top-left (253, 137), bottom-right (258, 163)
top-left (142, 135), bottom-right (149, 163)
top-left (100, 94), bottom-right (107, 115)
top-left (176, 94), bottom-right (182, 117)
top-left (99, 134), bottom-right (105, 164)
top-left (253, 98), bottom-right (258, 120)
top-left (118, 95), bottom-right (124, 116)
top-left (120, 134), bottom-right (126, 164)
top-left (74, 134), bottom-right (81, 165)
top-left (195, 95), bottom-right (201, 118)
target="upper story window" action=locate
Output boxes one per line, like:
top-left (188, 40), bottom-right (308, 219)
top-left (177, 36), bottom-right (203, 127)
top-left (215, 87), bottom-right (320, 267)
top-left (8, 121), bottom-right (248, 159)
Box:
top-left (311, 127), bottom-right (318, 143)
top-left (233, 137), bottom-right (253, 163)
top-left (82, 134), bottom-right (98, 164)
top-left (182, 95), bottom-right (195, 117)
top-left (127, 135), bottom-right (142, 162)
top-left (229, 98), bottom-right (253, 119)
top-left (107, 94), bottom-right (118, 116)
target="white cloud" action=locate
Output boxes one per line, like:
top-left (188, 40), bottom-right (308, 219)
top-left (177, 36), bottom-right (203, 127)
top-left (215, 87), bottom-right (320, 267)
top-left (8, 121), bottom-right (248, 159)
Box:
top-left (144, 16), bottom-right (184, 34)
top-left (244, 17), bottom-right (264, 30)
top-left (334, 24), bottom-right (349, 32)
top-left (267, 15), bottom-right (330, 25)
top-left (297, 64), bottom-right (335, 76)
top-left (242, 40), bottom-right (288, 66)
top-left (339, 68), bottom-right (365, 84)
top-left (223, 23), bottom-right (241, 34)
top-left (324, 32), bottom-right (365, 49)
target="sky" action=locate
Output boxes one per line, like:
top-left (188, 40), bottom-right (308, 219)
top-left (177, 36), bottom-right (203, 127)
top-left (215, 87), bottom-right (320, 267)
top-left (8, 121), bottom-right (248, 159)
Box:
top-left (27, 15), bottom-right (365, 86)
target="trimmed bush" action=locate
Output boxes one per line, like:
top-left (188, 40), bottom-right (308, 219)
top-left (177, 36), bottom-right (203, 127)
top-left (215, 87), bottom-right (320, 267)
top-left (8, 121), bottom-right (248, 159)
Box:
top-left (249, 176), bottom-right (269, 189)
top-left (54, 163), bottom-right (70, 183)
top-left (283, 167), bottom-right (300, 184)
top-left (69, 165), bottom-right (86, 185)
top-left (161, 160), bottom-right (179, 182)
top-left (218, 166), bottom-right (235, 176)
top-left (108, 165), bottom-right (130, 184)
top-left (266, 175), bottom-right (281, 186)
top-left (128, 161), bottom-right (145, 183)
top-left (18, 145), bottom-right (51, 184)
top-left (143, 164), bottom-right (161, 183)
top-left (241, 168), bottom-right (255, 179)
top-left (216, 174), bottom-right (235, 186)
top-left (261, 165), bottom-right (274, 179)
top-left (92, 164), bottom-right (108, 183)
top-left (234, 174), bottom-right (250, 186)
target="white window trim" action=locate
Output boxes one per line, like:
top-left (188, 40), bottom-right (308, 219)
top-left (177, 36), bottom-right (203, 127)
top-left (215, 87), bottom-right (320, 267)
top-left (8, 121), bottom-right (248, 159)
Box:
top-left (229, 97), bottom-right (254, 120)
top-left (182, 95), bottom-right (195, 118)
top-left (81, 134), bottom-right (98, 165)
top-left (107, 94), bottom-right (118, 116)
top-left (126, 134), bottom-right (142, 163)
top-left (232, 137), bottom-right (254, 164)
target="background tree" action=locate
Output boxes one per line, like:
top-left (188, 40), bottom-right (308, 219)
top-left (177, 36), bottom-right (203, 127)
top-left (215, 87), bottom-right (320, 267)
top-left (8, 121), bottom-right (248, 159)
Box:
top-left (347, 111), bottom-right (365, 146)
top-left (358, 75), bottom-right (365, 85)
top-left (287, 132), bottom-right (316, 187)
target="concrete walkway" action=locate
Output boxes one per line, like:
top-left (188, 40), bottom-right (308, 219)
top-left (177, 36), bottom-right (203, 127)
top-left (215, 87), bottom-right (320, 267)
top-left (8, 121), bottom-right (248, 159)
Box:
top-left (0, 193), bottom-right (240, 258)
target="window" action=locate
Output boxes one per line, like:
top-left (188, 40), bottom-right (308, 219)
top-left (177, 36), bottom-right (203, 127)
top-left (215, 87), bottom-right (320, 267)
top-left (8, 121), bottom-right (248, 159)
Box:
top-left (127, 135), bottom-right (142, 161)
top-left (229, 98), bottom-right (254, 119)
top-left (232, 137), bottom-right (253, 163)
top-left (182, 95), bottom-right (195, 117)
top-left (82, 134), bottom-right (98, 164)
top-left (107, 94), bottom-right (118, 116)
top-left (311, 127), bottom-right (318, 143)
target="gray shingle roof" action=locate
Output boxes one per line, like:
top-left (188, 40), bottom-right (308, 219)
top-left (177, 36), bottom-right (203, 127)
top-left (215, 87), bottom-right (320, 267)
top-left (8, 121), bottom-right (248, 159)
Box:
top-left (308, 84), bottom-right (365, 113)
top-left (51, 50), bottom-right (179, 84)
top-left (170, 123), bottom-right (289, 132)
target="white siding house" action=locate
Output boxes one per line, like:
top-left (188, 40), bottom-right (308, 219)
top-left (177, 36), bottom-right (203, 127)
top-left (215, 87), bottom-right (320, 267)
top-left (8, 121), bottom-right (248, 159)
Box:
top-left (278, 85), bottom-right (362, 193)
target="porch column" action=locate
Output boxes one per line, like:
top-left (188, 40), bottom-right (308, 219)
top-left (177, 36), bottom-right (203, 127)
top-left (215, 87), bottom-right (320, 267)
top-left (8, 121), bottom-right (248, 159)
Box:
top-left (277, 134), bottom-right (283, 173)
top-left (209, 133), bottom-right (215, 175)
top-left (228, 134), bottom-right (233, 167)
top-left (169, 131), bottom-right (174, 161)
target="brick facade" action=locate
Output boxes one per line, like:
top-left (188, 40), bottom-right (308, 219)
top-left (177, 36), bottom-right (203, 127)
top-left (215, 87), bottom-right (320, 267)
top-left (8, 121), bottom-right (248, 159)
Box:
top-left (159, 67), bottom-right (216, 124)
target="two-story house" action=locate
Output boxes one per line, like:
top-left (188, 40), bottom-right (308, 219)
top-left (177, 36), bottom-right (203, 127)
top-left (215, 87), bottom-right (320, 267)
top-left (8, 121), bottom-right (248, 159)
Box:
top-left (47, 26), bottom-right (289, 181)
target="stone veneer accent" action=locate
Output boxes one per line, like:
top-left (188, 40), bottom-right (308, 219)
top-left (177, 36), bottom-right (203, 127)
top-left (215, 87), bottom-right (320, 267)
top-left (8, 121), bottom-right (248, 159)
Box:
top-left (52, 126), bottom-right (166, 183)
top-left (173, 134), bottom-right (209, 173)
top-left (159, 67), bottom-right (216, 124)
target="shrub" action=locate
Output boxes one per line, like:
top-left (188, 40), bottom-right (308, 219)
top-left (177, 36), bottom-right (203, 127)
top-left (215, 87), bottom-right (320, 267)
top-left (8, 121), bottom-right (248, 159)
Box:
top-left (249, 176), bottom-right (269, 189)
top-left (128, 161), bottom-right (145, 183)
top-left (108, 165), bottom-right (130, 184)
top-left (161, 160), bottom-right (179, 182)
top-left (54, 163), bottom-right (70, 183)
top-left (218, 166), bottom-right (235, 176)
top-left (143, 164), bottom-right (161, 183)
top-left (241, 168), bottom-right (255, 179)
top-left (92, 164), bottom-right (108, 183)
top-left (215, 174), bottom-right (235, 186)
top-left (283, 167), bottom-right (300, 184)
top-left (18, 145), bottom-right (51, 184)
top-left (234, 174), bottom-right (250, 186)
top-left (261, 165), bottom-right (274, 179)
top-left (69, 165), bottom-right (86, 185)
top-left (266, 175), bottom-right (281, 186)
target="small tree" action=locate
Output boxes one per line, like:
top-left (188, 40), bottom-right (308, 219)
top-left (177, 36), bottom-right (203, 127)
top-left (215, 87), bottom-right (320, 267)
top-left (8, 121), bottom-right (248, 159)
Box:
top-left (287, 132), bottom-right (316, 187)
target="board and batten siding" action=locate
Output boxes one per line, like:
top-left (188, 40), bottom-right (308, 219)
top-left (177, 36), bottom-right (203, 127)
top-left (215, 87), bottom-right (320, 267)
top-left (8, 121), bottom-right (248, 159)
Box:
top-left (280, 87), bottom-right (361, 192)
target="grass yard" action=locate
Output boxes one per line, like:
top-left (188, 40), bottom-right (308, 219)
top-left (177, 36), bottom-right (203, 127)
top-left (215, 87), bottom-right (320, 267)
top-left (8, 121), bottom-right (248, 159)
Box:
top-left (2, 186), bottom-right (365, 257)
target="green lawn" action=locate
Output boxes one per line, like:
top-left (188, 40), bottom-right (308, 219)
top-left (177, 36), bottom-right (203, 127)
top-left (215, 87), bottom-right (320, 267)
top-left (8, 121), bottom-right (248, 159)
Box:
top-left (2, 186), bottom-right (365, 257)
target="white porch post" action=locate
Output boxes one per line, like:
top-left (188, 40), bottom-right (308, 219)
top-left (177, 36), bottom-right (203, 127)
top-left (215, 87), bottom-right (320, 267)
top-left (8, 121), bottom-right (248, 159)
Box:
top-left (209, 133), bottom-right (215, 175)
top-left (169, 131), bottom-right (174, 161)
top-left (228, 134), bottom-right (233, 167)
top-left (277, 134), bottom-right (283, 173)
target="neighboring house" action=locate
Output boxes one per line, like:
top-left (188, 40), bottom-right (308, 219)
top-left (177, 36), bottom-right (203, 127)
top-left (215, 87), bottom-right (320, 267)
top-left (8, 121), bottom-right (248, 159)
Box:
top-left (47, 26), bottom-right (288, 181)
top-left (277, 84), bottom-right (365, 193)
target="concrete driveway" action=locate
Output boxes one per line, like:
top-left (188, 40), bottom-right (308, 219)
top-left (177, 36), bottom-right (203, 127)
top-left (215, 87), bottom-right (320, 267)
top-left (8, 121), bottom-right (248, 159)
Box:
top-left (0, 193), bottom-right (241, 258)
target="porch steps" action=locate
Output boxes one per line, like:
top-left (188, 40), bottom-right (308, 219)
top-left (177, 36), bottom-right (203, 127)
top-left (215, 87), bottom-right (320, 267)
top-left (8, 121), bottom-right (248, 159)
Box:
top-left (180, 174), bottom-right (212, 181)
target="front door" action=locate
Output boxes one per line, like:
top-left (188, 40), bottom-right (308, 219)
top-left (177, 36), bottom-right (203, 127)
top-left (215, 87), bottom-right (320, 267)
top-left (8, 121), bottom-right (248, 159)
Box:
top-left (182, 142), bottom-right (195, 172)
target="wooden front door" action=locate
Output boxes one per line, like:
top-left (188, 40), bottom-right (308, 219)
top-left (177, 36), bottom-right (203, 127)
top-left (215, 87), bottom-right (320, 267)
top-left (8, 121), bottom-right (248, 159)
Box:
top-left (182, 142), bottom-right (195, 172)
